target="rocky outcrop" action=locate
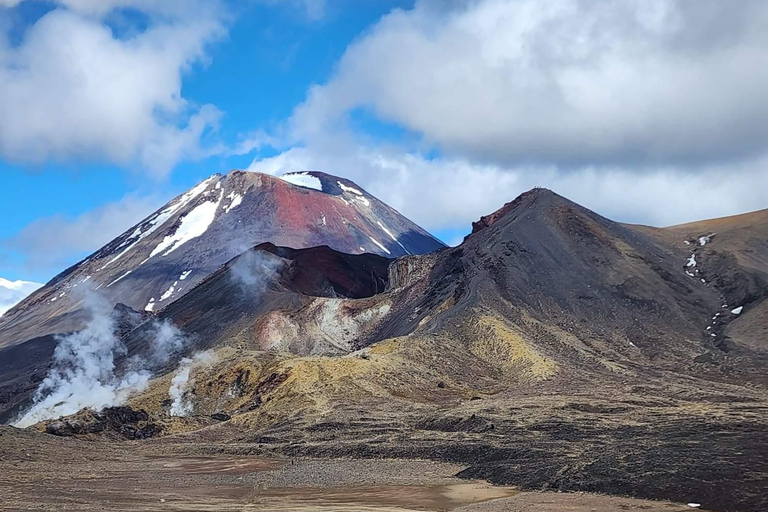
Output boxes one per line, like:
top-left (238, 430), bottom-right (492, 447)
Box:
top-left (43, 406), bottom-right (162, 440)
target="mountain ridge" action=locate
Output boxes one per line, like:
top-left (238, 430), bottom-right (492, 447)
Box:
top-left (0, 170), bottom-right (444, 350)
top-left (2, 183), bottom-right (767, 511)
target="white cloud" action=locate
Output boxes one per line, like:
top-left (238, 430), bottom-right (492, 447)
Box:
top-left (256, 0), bottom-right (326, 21)
top-left (0, 1), bottom-right (227, 177)
top-left (249, 145), bottom-right (768, 231)
top-left (250, 0), bottom-right (768, 232)
top-left (5, 193), bottom-right (164, 274)
top-left (0, 278), bottom-right (42, 317)
top-left (291, 0), bottom-right (768, 167)
top-left (2, 0), bottom-right (213, 16)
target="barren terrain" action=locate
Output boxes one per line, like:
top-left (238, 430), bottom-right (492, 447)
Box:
top-left (0, 426), bottom-right (701, 512)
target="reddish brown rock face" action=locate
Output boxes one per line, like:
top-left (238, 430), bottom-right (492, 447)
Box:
top-left (0, 170), bottom-right (444, 349)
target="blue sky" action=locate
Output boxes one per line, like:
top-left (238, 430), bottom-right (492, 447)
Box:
top-left (2, 0), bottom-right (768, 284)
top-left (0, 0), bottom-right (418, 282)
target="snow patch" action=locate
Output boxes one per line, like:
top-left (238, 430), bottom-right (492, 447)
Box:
top-left (148, 192), bottom-right (222, 259)
top-left (338, 181), bottom-right (363, 195)
top-left (106, 270), bottom-right (132, 288)
top-left (377, 221), bottom-right (410, 255)
top-left (337, 181), bottom-right (370, 206)
top-left (698, 234), bottom-right (714, 246)
top-left (280, 172), bottom-right (323, 191)
top-left (145, 298), bottom-right (156, 312)
top-left (179, 270), bottom-right (192, 281)
top-left (369, 237), bottom-right (391, 255)
top-left (160, 281), bottom-right (179, 302)
top-left (377, 221), bottom-right (398, 242)
top-left (686, 254), bottom-right (697, 267)
top-left (223, 192), bottom-right (243, 213)
top-left (731, 306), bottom-right (743, 315)
top-left (101, 176), bottom-right (216, 269)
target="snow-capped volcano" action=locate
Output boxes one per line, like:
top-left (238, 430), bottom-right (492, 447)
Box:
top-left (0, 279), bottom-right (42, 318)
top-left (0, 170), bottom-right (444, 349)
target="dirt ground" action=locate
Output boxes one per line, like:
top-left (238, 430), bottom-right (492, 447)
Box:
top-left (0, 426), bottom-right (703, 512)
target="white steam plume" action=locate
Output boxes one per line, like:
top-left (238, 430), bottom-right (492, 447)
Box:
top-left (229, 248), bottom-right (285, 295)
top-left (168, 351), bottom-right (215, 417)
top-left (14, 294), bottom-right (188, 427)
top-left (146, 319), bottom-right (187, 366)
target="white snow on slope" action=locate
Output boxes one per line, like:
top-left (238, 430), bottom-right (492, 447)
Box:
top-left (160, 282), bottom-right (178, 302)
top-left (731, 306), bottom-right (744, 315)
top-left (106, 270), bottom-right (132, 288)
top-left (280, 172), bottom-right (322, 191)
top-left (369, 237), bottom-right (391, 255)
top-left (377, 221), bottom-right (410, 255)
top-left (148, 192), bottom-right (223, 259)
top-left (377, 221), bottom-right (397, 241)
top-left (686, 254), bottom-right (697, 267)
top-left (0, 278), bottom-right (42, 317)
top-left (224, 192), bottom-right (243, 213)
top-left (179, 270), bottom-right (192, 281)
top-left (699, 234), bottom-right (713, 246)
top-left (102, 176), bottom-right (217, 269)
top-left (338, 181), bottom-right (370, 206)
top-left (338, 181), bottom-right (363, 195)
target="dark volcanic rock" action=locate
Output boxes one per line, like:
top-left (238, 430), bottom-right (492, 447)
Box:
top-left (43, 406), bottom-right (162, 440)
top-left (0, 170), bottom-right (444, 350)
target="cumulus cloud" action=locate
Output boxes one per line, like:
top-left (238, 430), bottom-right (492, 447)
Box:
top-left (249, 145), bottom-right (768, 230)
top-left (0, 0), bottom-right (227, 176)
top-left (249, 0), bottom-right (768, 230)
top-left (5, 193), bottom-right (163, 274)
top-left (291, 0), bottom-right (768, 167)
top-left (0, 278), bottom-right (42, 317)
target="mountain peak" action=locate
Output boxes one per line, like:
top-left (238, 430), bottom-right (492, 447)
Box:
top-left (470, 187), bottom-right (570, 235)
top-left (0, 170), bottom-right (444, 349)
